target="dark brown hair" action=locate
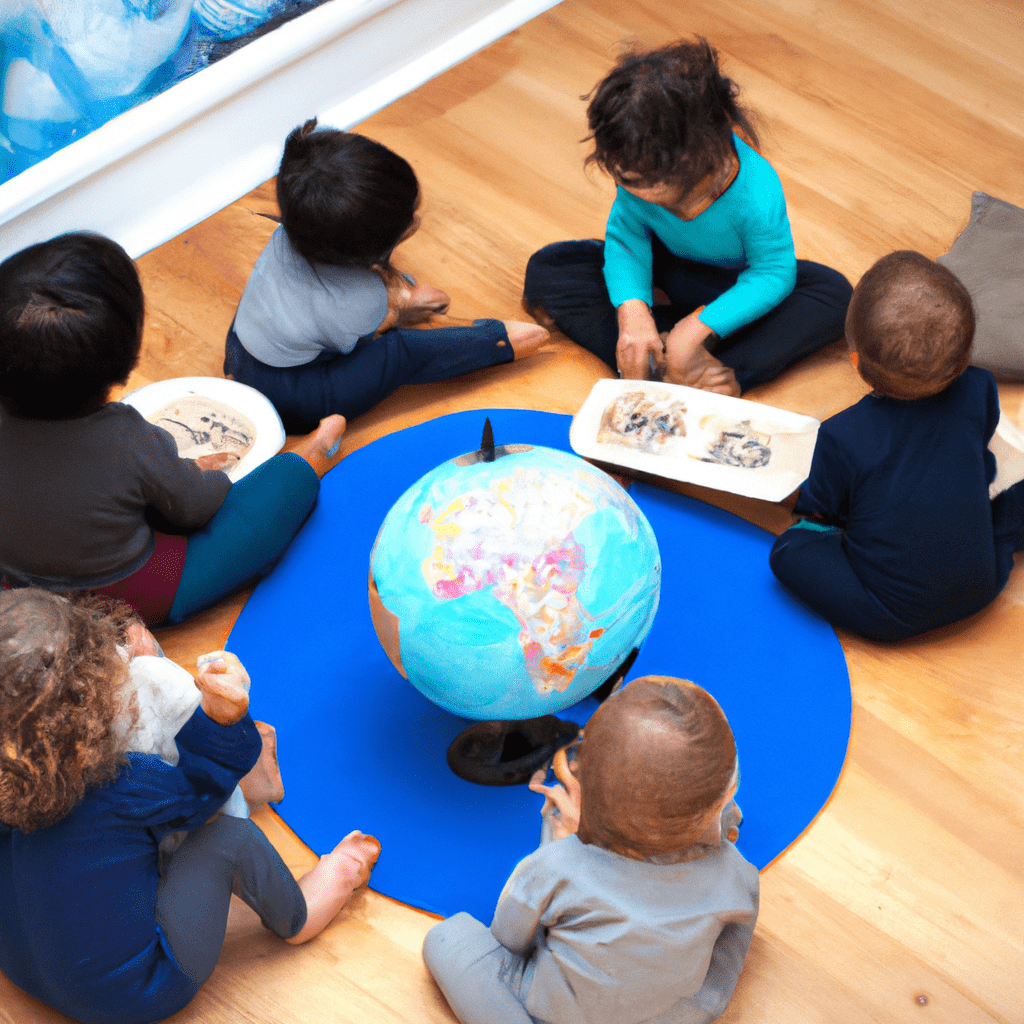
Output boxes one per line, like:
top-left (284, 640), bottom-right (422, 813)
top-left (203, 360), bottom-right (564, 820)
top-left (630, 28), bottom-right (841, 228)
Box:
top-left (585, 37), bottom-right (759, 192)
top-left (848, 250), bottom-right (975, 400)
top-left (276, 119), bottom-right (420, 271)
top-left (575, 676), bottom-right (736, 860)
top-left (0, 233), bottom-right (144, 419)
top-left (0, 590), bottom-right (137, 833)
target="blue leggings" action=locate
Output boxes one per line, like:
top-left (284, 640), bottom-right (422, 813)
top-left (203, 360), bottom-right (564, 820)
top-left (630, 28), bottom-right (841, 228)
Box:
top-left (523, 238), bottom-right (852, 391)
top-left (225, 320), bottom-right (514, 434)
top-left (168, 452), bottom-right (319, 624)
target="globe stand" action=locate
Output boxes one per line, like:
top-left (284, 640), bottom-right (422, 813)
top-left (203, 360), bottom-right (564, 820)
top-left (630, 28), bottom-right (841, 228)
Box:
top-left (446, 715), bottom-right (581, 786)
top-left (444, 647), bottom-right (639, 786)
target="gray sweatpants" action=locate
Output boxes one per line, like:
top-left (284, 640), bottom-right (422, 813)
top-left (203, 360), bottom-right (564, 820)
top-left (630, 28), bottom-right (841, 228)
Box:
top-left (154, 816), bottom-right (307, 986)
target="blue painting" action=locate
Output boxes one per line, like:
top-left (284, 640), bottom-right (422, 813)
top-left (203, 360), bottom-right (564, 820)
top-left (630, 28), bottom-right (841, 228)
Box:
top-left (0, 0), bottom-right (330, 184)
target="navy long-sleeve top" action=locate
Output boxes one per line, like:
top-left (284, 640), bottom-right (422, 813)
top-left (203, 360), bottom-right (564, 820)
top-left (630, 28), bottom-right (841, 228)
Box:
top-left (0, 708), bottom-right (261, 1024)
top-left (795, 366), bottom-right (1002, 629)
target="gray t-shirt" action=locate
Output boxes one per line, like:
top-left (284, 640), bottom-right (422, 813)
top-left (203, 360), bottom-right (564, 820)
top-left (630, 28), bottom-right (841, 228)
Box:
top-left (0, 403), bottom-right (231, 587)
top-left (494, 835), bottom-right (759, 1024)
top-left (233, 227), bottom-right (390, 367)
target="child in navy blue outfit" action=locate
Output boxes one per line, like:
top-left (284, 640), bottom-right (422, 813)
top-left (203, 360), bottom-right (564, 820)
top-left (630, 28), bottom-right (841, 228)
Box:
top-left (0, 589), bottom-right (380, 1024)
top-left (770, 250), bottom-right (1024, 641)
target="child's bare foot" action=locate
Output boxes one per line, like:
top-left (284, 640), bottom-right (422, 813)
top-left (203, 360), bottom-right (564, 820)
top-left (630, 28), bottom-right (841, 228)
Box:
top-left (395, 283), bottom-right (450, 325)
top-left (665, 345), bottom-right (740, 397)
top-left (239, 722), bottom-right (285, 807)
top-left (521, 296), bottom-right (558, 331)
top-left (286, 831), bottom-right (381, 944)
top-left (503, 320), bottom-right (549, 360)
top-left (294, 415), bottom-right (346, 477)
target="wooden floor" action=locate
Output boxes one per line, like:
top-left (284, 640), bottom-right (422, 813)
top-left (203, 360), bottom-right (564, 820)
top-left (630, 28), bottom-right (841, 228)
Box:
top-left (3, 0), bottom-right (1023, 1021)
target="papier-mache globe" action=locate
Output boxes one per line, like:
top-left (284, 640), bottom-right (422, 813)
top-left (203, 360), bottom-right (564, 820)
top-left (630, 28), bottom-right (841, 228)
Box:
top-left (369, 443), bottom-right (661, 719)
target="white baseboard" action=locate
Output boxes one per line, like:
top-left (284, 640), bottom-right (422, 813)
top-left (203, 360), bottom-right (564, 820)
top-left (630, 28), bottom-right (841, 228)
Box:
top-left (0, 0), bottom-right (561, 262)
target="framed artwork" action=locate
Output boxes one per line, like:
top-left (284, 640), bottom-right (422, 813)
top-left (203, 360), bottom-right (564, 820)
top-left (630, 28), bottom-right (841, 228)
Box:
top-left (0, 0), bottom-right (559, 261)
top-left (0, 1), bottom-right (331, 184)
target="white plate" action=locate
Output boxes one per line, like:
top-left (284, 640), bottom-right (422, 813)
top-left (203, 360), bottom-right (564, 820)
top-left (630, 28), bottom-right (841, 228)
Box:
top-left (120, 376), bottom-right (286, 482)
top-left (570, 379), bottom-right (820, 502)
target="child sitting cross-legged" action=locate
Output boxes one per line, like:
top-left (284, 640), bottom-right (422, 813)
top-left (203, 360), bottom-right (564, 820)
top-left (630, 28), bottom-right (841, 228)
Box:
top-left (423, 676), bottom-right (759, 1024)
top-left (770, 250), bottom-right (1024, 641)
top-left (0, 588), bottom-right (381, 1024)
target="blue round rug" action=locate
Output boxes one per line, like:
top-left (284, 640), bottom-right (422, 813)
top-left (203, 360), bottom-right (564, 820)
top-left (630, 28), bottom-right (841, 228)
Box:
top-left (227, 409), bottom-right (851, 921)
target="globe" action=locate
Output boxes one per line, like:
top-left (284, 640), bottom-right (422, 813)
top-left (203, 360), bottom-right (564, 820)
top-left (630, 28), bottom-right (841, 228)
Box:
top-left (368, 442), bottom-right (661, 719)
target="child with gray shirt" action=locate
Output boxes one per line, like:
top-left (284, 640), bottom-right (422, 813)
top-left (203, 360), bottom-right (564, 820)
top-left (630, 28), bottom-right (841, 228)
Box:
top-left (423, 676), bottom-right (759, 1024)
top-left (225, 119), bottom-right (547, 433)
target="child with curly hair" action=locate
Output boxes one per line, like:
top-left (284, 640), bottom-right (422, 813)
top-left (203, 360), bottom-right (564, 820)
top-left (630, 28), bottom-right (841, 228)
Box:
top-left (0, 231), bottom-right (346, 626)
top-left (224, 119), bottom-right (548, 433)
top-left (423, 676), bottom-right (758, 1024)
top-left (524, 38), bottom-right (852, 395)
top-left (0, 588), bottom-right (380, 1024)
top-left (770, 250), bottom-right (1024, 640)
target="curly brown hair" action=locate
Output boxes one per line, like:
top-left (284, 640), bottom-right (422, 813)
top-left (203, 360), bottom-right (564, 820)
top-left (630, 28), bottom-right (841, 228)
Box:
top-left (584, 37), bottom-right (759, 192)
top-left (576, 676), bottom-right (736, 860)
top-left (0, 590), bottom-right (139, 833)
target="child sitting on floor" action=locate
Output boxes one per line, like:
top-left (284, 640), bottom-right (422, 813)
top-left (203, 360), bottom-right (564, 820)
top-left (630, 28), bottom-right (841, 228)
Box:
top-left (770, 250), bottom-right (1024, 641)
top-left (0, 231), bottom-right (345, 626)
top-left (224, 119), bottom-right (548, 433)
top-left (0, 588), bottom-right (380, 1024)
top-left (423, 676), bottom-right (759, 1024)
top-left (524, 37), bottom-right (851, 395)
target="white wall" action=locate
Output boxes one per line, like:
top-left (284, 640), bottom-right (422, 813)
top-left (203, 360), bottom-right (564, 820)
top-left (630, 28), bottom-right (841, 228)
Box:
top-left (0, 0), bottom-right (560, 262)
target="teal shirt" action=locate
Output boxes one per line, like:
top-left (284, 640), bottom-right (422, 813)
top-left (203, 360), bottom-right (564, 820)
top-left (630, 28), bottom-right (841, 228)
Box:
top-left (602, 135), bottom-right (797, 338)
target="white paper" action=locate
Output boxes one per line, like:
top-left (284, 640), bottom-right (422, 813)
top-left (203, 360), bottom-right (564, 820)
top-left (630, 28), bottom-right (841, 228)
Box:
top-left (570, 379), bottom-right (820, 502)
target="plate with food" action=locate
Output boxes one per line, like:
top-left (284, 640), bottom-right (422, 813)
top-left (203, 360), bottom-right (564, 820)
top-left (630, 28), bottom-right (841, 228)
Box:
top-left (120, 377), bottom-right (286, 482)
top-left (570, 379), bottom-right (820, 501)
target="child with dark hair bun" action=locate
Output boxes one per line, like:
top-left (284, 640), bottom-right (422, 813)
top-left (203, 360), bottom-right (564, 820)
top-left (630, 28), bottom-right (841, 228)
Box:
top-left (770, 250), bottom-right (1024, 641)
top-left (423, 676), bottom-right (758, 1024)
top-left (224, 119), bottom-right (548, 433)
top-left (0, 231), bottom-right (346, 626)
top-left (0, 588), bottom-right (380, 1024)
top-left (524, 37), bottom-right (852, 395)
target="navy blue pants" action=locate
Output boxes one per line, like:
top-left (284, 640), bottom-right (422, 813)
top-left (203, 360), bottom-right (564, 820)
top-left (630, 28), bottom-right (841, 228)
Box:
top-left (225, 320), bottom-right (514, 434)
top-left (770, 482), bottom-right (1024, 641)
top-left (523, 239), bottom-right (852, 391)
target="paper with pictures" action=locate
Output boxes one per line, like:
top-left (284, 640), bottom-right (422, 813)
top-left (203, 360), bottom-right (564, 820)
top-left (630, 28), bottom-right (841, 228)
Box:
top-left (570, 379), bottom-right (820, 501)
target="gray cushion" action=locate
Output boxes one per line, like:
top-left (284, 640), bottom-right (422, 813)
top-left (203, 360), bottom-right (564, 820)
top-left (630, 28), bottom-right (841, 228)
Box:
top-left (938, 191), bottom-right (1024, 381)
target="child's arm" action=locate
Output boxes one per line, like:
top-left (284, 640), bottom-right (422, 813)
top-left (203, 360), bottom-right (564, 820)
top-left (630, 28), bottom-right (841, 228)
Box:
top-left (132, 410), bottom-right (232, 528)
top-left (528, 746), bottom-right (581, 842)
top-left (616, 300), bottom-right (662, 380)
top-left (694, 154), bottom-right (796, 340)
top-left (489, 863), bottom-right (549, 954)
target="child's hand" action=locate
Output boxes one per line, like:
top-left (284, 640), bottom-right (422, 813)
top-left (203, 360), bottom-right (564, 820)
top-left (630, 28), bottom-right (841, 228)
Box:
top-left (615, 299), bottom-right (661, 380)
top-left (529, 747), bottom-right (581, 840)
top-left (195, 651), bottom-right (250, 726)
top-left (194, 451), bottom-right (241, 472)
top-left (124, 620), bottom-right (161, 659)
